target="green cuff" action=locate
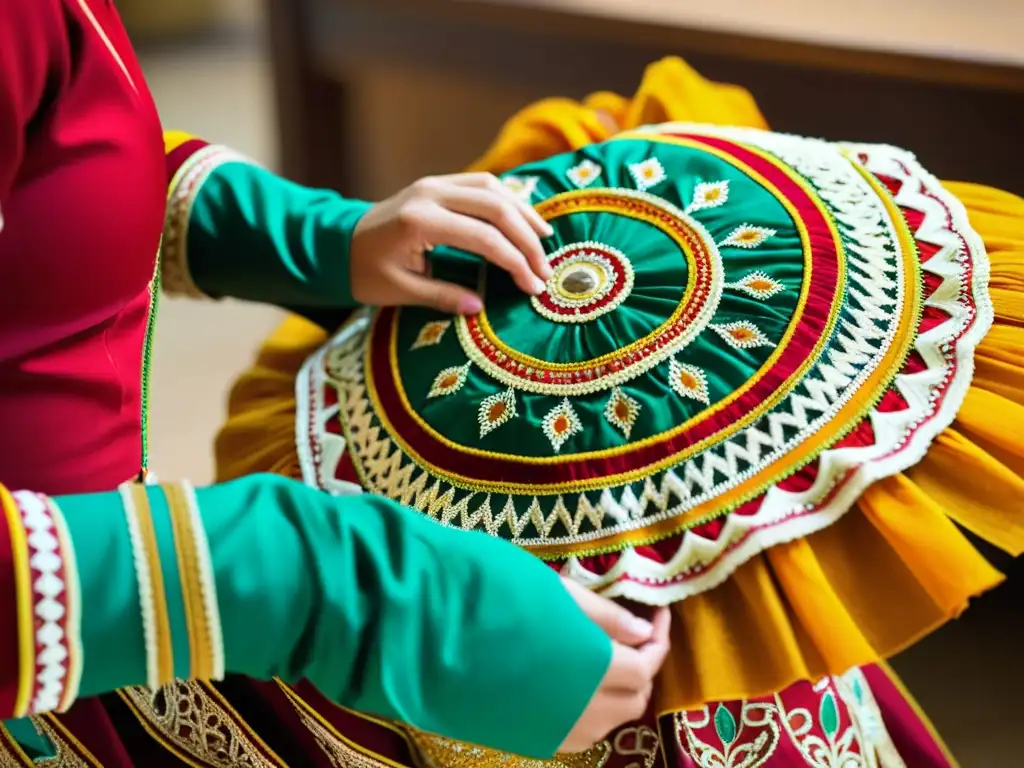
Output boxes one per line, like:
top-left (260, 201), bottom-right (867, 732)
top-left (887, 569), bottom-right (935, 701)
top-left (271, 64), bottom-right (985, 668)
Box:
top-left (187, 161), bottom-right (372, 307)
top-left (55, 475), bottom-right (611, 759)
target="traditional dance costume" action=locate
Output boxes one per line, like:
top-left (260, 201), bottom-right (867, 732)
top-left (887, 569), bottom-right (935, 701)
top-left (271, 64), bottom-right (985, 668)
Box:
top-left (213, 60), bottom-right (1024, 767)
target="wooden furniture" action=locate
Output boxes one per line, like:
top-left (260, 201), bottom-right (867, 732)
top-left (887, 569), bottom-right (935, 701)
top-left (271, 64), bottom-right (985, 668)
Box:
top-left (266, 0), bottom-right (1024, 198)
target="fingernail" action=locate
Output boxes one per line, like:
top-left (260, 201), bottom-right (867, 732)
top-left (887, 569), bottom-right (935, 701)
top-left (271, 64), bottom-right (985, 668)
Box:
top-left (539, 262), bottom-right (554, 280)
top-left (457, 295), bottom-right (483, 315)
top-left (542, 222), bottom-right (555, 237)
top-left (530, 276), bottom-right (548, 295)
top-left (627, 616), bottom-right (654, 639)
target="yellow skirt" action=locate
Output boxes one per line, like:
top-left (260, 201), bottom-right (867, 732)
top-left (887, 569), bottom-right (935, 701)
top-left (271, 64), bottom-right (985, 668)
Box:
top-left (214, 58), bottom-right (1024, 713)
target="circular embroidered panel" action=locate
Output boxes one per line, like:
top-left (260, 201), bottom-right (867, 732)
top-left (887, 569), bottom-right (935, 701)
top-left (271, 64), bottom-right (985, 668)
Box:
top-left (298, 124), bottom-right (991, 604)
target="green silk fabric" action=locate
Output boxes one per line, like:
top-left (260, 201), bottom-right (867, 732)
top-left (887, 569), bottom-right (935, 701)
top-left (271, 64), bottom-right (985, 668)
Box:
top-left (404, 139), bottom-right (801, 456)
top-left (5, 477), bottom-right (611, 759)
top-left (186, 161), bottom-right (372, 308)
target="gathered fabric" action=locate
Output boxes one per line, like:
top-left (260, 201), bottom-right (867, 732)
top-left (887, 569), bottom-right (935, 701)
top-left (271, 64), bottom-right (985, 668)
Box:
top-left (215, 57), bottom-right (1024, 712)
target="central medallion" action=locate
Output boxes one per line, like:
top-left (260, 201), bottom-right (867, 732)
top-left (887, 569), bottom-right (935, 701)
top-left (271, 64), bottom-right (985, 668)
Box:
top-left (531, 242), bottom-right (634, 324)
top-left (454, 187), bottom-right (726, 396)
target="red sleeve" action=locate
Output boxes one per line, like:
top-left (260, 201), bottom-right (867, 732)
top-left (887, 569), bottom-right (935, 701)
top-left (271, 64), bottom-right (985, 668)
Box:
top-left (0, 0), bottom-right (67, 223)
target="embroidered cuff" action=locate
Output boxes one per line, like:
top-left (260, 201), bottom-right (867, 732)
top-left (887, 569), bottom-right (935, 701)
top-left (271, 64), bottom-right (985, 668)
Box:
top-left (119, 482), bottom-right (224, 690)
top-left (162, 134), bottom-right (252, 299)
top-left (0, 486), bottom-right (82, 717)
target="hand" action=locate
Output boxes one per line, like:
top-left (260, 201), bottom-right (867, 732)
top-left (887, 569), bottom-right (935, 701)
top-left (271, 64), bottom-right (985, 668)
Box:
top-left (557, 579), bottom-right (671, 754)
top-left (349, 173), bottom-right (554, 315)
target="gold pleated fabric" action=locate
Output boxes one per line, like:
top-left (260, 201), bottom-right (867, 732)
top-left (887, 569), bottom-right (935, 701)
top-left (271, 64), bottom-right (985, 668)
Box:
top-left (214, 58), bottom-right (1024, 712)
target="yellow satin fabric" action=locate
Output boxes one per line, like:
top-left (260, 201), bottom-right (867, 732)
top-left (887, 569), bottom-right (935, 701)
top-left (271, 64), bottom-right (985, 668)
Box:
top-left (214, 58), bottom-right (1024, 711)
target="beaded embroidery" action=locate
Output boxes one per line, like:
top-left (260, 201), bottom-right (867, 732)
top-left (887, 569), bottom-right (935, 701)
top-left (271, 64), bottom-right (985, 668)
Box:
top-left (428, 364), bottom-right (470, 399)
top-left (478, 388), bottom-right (518, 437)
top-left (710, 321), bottom-right (775, 350)
top-left (668, 359), bottom-right (711, 405)
top-left (9, 493), bottom-right (81, 715)
top-left (628, 158), bottom-right (667, 191)
top-left (567, 159), bottom-right (602, 187)
top-left (725, 271), bottom-right (786, 300)
top-left (502, 175), bottom-right (540, 202)
top-left (296, 124), bottom-right (991, 604)
top-left (720, 224), bottom-right (776, 249)
top-left (604, 387), bottom-right (642, 438)
top-left (411, 320), bottom-right (452, 350)
top-left (542, 399), bottom-right (584, 452)
top-left (687, 180), bottom-right (730, 213)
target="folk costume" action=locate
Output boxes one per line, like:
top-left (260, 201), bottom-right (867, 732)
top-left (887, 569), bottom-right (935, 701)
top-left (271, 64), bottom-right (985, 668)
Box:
top-left (0, 1), bottom-right (616, 763)
top-left (214, 59), bottom-right (1024, 767)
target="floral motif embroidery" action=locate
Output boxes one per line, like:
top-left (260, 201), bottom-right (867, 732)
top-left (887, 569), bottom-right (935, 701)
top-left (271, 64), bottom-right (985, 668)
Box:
top-left (711, 321), bottom-right (775, 350)
top-left (604, 387), bottom-right (642, 438)
top-left (542, 399), bottom-right (583, 452)
top-left (687, 180), bottom-right (730, 213)
top-left (567, 159), bottom-right (602, 188)
top-left (428, 364), bottom-right (471, 399)
top-left (677, 702), bottom-right (781, 768)
top-left (478, 388), bottom-right (518, 437)
top-left (502, 175), bottom-right (540, 202)
top-left (721, 225), bottom-right (776, 249)
top-left (668, 359), bottom-right (711, 405)
top-left (411, 320), bottom-right (452, 350)
top-left (725, 271), bottom-right (785, 300)
top-left (628, 158), bottom-right (667, 191)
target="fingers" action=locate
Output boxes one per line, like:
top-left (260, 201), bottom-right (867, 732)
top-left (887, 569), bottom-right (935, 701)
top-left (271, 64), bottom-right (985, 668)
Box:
top-left (389, 268), bottom-right (483, 315)
top-left (417, 206), bottom-right (546, 296)
top-left (561, 578), bottom-right (655, 646)
top-left (437, 185), bottom-right (552, 282)
top-left (447, 172), bottom-right (553, 241)
top-left (557, 684), bottom-right (653, 753)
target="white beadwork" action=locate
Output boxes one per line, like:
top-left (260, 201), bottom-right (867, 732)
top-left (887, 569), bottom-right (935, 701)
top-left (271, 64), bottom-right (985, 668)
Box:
top-left (566, 159), bottom-right (602, 188)
top-left (530, 242), bottom-right (635, 325)
top-left (478, 388), bottom-right (518, 437)
top-left (604, 387), bottom-right (642, 438)
top-left (501, 175), bottom-right (540, 202)
top-left (627, 158), bottom-right (667, 191)
top-left (297, 126), bottom-right (990, 606)
top-left (411, 320), bottom-right (452, 350)
top-left (711, 321), bottom-right (776, 350)
top-left (668, 359), bottom-right (711, 405)
top-left (13, 492), bottom-right (77, 715)
top-left (541, 399), bottom-right (583, 452)
top-left (686, 180), bottom-right (730, 214)
top-left (455, 188), bottom-right (725, 396)
top-left (427, 363), bottom-right (470, 399)
top-left (724, 271), bottom-right (786, 300)
top-left (720, 224), bottom-right (776, 249)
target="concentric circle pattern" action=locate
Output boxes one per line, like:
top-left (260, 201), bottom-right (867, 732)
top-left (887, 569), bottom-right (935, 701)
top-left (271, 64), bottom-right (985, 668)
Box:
top-left (297, 125), bottom-right (991, 605)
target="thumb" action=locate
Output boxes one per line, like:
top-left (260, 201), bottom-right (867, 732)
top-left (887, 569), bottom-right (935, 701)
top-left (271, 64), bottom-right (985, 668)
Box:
top-left (392, 270), bottom-right (484, 316)
top-left (561, 577), bottom-right (654, 646)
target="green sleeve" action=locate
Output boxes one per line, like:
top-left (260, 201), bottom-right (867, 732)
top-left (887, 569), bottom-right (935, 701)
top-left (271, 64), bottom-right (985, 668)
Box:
top-left (55, 475), bottom-right (610, 758)
top-left (183, 160), bottom-right (372, 307)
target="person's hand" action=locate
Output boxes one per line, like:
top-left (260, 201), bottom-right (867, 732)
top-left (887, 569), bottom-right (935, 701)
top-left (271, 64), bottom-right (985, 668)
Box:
top-left (349, 173), bottom-right (554, 315)
top-left (557, 578), bottom-right (671, 754)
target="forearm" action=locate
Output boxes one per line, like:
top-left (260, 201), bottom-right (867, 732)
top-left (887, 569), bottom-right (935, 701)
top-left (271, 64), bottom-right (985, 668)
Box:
top-left (1, 474), bottom-right (610, 757)
top-left (160, 132), bottom-right (372, 307)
